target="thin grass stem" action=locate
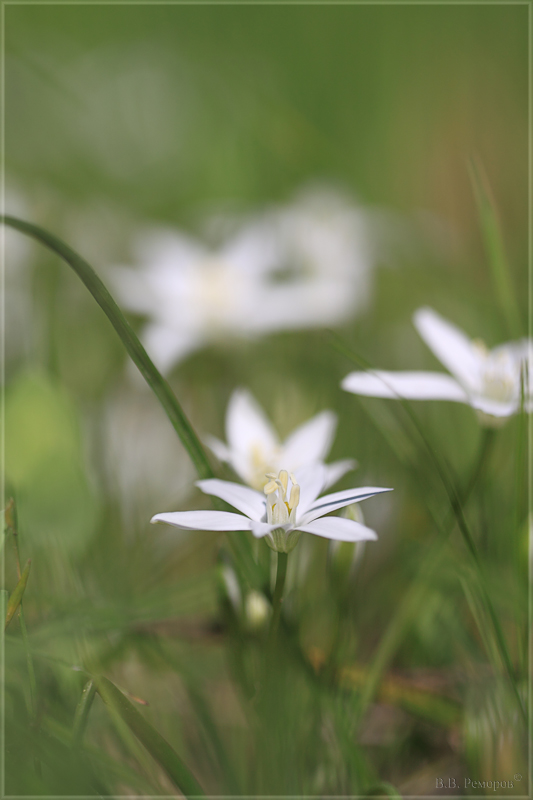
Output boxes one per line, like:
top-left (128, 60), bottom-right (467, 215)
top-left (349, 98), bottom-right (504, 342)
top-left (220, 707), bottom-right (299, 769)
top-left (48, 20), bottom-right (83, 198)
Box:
top-left (331, 335), bottom-right (526, 724)
top-left (1, 216), bottom-right (260, 587)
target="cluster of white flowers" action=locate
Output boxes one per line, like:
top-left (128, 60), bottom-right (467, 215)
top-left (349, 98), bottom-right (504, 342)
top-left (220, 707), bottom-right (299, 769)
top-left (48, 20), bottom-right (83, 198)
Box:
top-left (110, 186), bottom-right (530, 553)
top-left (111, 187), bottom-right (375, 372)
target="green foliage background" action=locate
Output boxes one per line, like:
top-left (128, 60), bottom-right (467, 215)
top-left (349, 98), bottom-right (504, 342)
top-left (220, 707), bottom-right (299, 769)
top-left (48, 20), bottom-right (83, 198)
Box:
top-left (4, 3), bottom-right (529, 796)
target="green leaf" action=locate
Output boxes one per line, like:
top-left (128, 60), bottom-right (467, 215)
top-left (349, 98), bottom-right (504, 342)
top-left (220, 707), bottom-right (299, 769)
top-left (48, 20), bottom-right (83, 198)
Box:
top-left (5, 559), bottom-right (31, 631)
top-left (94, 676), bottom-right (205, 798)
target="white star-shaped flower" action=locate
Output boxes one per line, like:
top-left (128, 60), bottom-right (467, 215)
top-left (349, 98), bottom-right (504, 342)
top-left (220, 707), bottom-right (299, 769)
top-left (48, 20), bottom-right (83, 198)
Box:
top-left (151, 464), bottom-right (391, 554)
top-left (341, 307), bottom-right (531, 425)
top-left (206, 389), bottom-right (356, 491)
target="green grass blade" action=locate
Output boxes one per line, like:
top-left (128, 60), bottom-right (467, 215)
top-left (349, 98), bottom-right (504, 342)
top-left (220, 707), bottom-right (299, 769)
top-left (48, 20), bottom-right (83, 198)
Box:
top-left (1, 215), bottom-right (260, 586)
top-left (468, 158), bottom-right (523, 339)
top-left (94, 676), bottom-right (206, 798)
top-left (5, 558), bottom-right (31, 630)
top-left (365, 782), bottom-right (403, 798)
top-left (72, 679), bottom-right (97, 748)
top-left (1, 215), bottom-right (213, 481)
top-left (332, 334), bottom-right (526, 724)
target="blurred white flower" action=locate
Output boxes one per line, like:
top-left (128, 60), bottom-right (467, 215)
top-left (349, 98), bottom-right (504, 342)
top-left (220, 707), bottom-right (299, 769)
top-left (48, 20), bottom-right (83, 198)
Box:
top-left (151, 463), bottom-right (391, 554)
top-left (261, 186), bottom-right (374, 328)
top-left (207, 388), bottom-right (355, 491)
top-left (342, 307), bottom-right (532, 425)
top-left (112, 187), bottom-right (375, 372)
top-left (102, 389), bottom-right (195, 531)
top-left (111, 223), bottom-right (283, 371)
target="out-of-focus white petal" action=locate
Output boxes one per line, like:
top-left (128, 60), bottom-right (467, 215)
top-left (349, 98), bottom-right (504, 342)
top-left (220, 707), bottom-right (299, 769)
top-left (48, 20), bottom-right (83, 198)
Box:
top-left (469, 396), bottom-right (518, 418)
top-left (414, 307), bottom-right (483, 392)
top-left (196, 479), bottom-right (266, 520)
top-left (280, 410), bottom-right (337, 470)
top-left (302, 486), bottom-right (393, 524)
top-left (323, 459), bottom-right (357, 489)
top-left (225, 389), bottom-right (279, 463)
top-left (150, 510), bottom-right (251, 531)
top-left (142, 323), bottom-right (198, 373)
top-left (221, 221), bottom-right (281, 277)
top-left (299, 516), bottom-right (378, 542)
top-left (205, 435), bottom-right (232, 463)
top-left (134, 230), bottom-right (205, 271)
top-left (342, 370), bottom-right (468, 402)
top-left (112, 267), bottom-right (155, 315)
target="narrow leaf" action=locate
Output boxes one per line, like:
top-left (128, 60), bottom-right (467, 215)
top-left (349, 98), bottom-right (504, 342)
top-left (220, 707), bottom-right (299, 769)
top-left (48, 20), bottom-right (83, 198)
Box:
top-left (94, 676), bottom-right (205, 798)
top-left (1, 215), bottom-right (213, 480)
top-left (72, 679), bottom-right (97, 748)
top-left (0, 215), bottom-right (260, 586)
top-left (469, 158), bottom-right (523, 339)
top-left (5, 559), bottom-right (31, 630)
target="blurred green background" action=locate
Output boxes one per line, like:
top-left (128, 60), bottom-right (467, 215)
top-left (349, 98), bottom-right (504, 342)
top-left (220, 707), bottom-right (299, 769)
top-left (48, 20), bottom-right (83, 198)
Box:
top-left (4, 3), bottom-right (528, 796)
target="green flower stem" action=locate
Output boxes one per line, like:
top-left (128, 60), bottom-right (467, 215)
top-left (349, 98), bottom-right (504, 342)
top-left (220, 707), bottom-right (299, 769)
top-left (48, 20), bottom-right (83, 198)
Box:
top-left (268, 552), bottom-right (288, 641)
top-left (1, 216), bottom-right (260, 587)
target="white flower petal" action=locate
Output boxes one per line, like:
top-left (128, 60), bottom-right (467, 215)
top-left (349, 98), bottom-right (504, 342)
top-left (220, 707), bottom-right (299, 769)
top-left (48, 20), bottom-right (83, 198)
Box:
top-left (342, 370), bottom-right (468, 402)
top-left (205, 435), bottom-right (232, 463)
top-left (225, 389), bottom-right (279, 464)
top-left (299, 516), bottom-right (378, 542)
top-left (292, 463), bottom-right (327, 517)
top-left (196, 479), bottom-right (266, 520)
top-left (302, 486), bottom-right (393, 524)
top-left (150, 510), bottom-right (251, 531)
top-left (250, 520), bottom-right (277, 539)
top-left (470, 396), bottom-right (518, 418)
top-left (280, 410), bottom-right (337, 470)
top-left (323, 459), bottom-right (357, 489)
top-left (413, 307), bottom-right (483, 392)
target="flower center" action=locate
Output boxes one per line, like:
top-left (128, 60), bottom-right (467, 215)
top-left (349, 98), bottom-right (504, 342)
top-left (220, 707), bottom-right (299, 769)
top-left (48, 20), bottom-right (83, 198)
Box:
top-left (264, 469), bottom-right (300, 526)
top-left (473, 340), bottom-right (517, 403)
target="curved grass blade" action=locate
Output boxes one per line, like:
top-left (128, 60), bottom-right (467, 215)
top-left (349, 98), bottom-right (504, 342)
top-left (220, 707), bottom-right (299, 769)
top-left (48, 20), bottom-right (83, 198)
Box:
top-left (1, 216), bottom-right (259, 586)
top-left (94, 676), bottom-right (205, 798)
top-left (1, 215), bottom-right (212, 480)
top-left (72, 679), bottom-right (96, 748)
top-left (5, 558), bottom-right (31, 630)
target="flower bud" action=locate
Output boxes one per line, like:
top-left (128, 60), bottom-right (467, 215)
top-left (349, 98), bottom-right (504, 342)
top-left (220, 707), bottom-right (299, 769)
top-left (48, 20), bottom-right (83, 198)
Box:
top-left (244, 590), bottom-right (271, 631)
